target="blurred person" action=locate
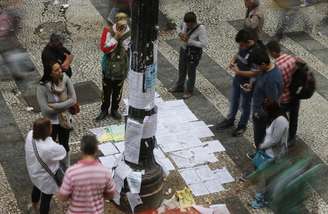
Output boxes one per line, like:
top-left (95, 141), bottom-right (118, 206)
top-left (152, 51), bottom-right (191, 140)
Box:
top-left (41, 33), bottom-right (74, 79)
top-left (169, 12), bottom-right (208, 99)
top-left (231, 48), bottom-right (283, 149)
top-left (244, 0), bottom-right (264, 38)
top-left (37, 61), bottom-right (76, 164)
top-left (217, 29), bottom-right (263, 136)
top-left (25, 118), bottom-right (66, 214)
top-left (57, 135), bottom-right (116, 213)
top-left (266, 40), bottom-right (300, 147)
top-left (250, 99), bottom-right (289, 208)
top-left (273, 0), bottom-right (300, 41)
top-left (96, 12), bottom-right (130, 121)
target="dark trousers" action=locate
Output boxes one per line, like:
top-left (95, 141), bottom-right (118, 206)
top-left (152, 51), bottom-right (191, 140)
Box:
top-left (253, 112), bottom-right (268, 149)
top-left (101, 78), bottom-right (124, 113)
top-left (31, 186), bottom-right (53, 214)
top-left (51, 124), bottom-right (70, 152)
top-left (176, 47), bottom-right (201, 92)
top-left (281, 99), bottom-right (300, 141)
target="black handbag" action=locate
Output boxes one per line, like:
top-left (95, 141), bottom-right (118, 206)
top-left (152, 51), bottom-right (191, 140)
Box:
top-left (32, 139), bottom-right (66, 186)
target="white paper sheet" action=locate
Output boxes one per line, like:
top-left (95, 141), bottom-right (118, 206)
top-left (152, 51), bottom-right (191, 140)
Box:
top-left (213, 167), bottom-right (235, 184)
top-left (142, 113), bottom-right (157, 138)
top-left (115, 161), bottom-right (132, 180)
top-left (99, 155), bottom-right (117, 169)
top-left (189, 183), bottom-right (209, 196)
top-left (114, 141), bottom-right (125, 153)
top-left (179, 168), bottom-right (201, 185)
top-left (192, 205), bottom-right (214, 214)
top-left (98, 142), bottom-right (119, 156)
top-left (128, 70), bottom-right (155, 109)
top-left (113, 192), bottom-right (121, 205)
top-left (156, 158), bottom-right (175, 175)
top-left (204, 179), bottom-right (225, 194)
top-left (124, 119), bottom-right (143, 164)
top-left (153, 147), bottom-right (166, 159)
top-left (204, 140), bottom-right (225, 153)
top-left (210, 204), bottom-right (231, 214)
top-left (189, 121), bottom-right (214, 138)
top-left (113, 174), bottom-right (124, 193)
top-left (127, 192), bottom-right (143, 213)
top-left (194, 165), bottom-right (217, 181)
top-left (89, 127), bottom-right (105, 137)
top-left (127, 171), bottom-right (142, 194)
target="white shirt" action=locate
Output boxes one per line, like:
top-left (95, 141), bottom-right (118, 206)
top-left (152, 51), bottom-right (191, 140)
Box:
top-left (25, 130), bottom-right (66, 194)
top-left (259, 116), bottom-right (289, 159)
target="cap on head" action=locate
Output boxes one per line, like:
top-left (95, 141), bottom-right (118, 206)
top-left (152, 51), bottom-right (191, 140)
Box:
top-left (115, 12), bottom-right (128, 22)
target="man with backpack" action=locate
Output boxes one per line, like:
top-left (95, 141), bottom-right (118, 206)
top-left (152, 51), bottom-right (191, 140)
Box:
top-left (169, 12), bottom-right (208, 99)
top-left (96, 12), bottom-right (131, 121)
top-left (267, 41), bottom-right (315, 146)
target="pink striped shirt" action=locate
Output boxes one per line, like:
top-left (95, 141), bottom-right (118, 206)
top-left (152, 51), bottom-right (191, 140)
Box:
top-left (59, 159), bottom-right (116, 214)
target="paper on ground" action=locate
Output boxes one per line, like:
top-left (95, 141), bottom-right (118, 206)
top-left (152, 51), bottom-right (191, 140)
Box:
top-left (127, 171), bottom-right (142, 194)
top-left (114, 141), bottom-right (125, 153)
top-left (98, 142), bottom-right (119, 155)
top-left (210, 204), bottom-right (230, 214)
top-left (127, 192), bottom-right (142, 213)
top-left (156, 158), bottom-right (175, 176)
top-left (124, 119), bottom-right (143, 164)
top-left (115, 161), bottom-right (132, 180)
top-left (203, 140), bottom-right (225, 153)
top-left (213, 167), bottom-right (235, 184)
top-left (99, 155), bottom-right (117, 169)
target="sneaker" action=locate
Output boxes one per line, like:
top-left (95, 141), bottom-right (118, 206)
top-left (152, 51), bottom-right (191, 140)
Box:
top-left (111, 111), bottom-right (122, 120)
top-left (182, 91), bottom-right (193, 99)
top-left (246, 152), bottom-right (255, 161)
top-left (232, 127), bottom-right (246, 137)
top-left (168, 86), bottom-right (184, 93)
top-left (95, 111), bottom-right (108, 121)
top-left (216, 119), bottom-right (234, 130)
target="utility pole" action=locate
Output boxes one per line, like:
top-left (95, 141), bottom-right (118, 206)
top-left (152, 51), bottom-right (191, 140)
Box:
top-left (119, 0), bottom-right (163, 212)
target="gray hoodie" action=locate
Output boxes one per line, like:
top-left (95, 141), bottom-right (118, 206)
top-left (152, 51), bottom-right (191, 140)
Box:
top-left (37, 73), bottom-right (76, 123)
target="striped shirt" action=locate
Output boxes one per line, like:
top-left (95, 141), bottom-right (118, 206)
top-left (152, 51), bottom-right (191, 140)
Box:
top-left (59, 159), bottom-right (116, 214)
top-left (276, 54), bottom-right (297, 104)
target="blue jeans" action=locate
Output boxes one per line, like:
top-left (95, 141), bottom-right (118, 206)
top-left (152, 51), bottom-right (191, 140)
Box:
top-left (227, 77), bottom-right (252, 128)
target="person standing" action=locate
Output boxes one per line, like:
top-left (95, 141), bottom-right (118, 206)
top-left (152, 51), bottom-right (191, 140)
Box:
top-left (96, 13), bottom-right (131, 121)
top-left (266, 40), bottom-right (300, 146)
top-left (41, 33), bottom-right (74, 80)
top-left (231, 48), bottom-right (283, 149)
top-left (25, 118), bottom-right (66, 214)
top-left (217, 29), bottom-right (263, 137)
top-left (57, 135), bottom-right (116, 214)
top-left (37, 61), bottom-right (76, 164)
top-left (244, 0), bottom-right (264, 38)
top-left (169, 12), bottom-right (208, 99)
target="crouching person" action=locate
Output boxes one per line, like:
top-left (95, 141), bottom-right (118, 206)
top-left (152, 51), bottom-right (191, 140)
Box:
top-left (250, 99), bottom-right (289, 209)
top-left (57, 135), bottom-right (116, 213)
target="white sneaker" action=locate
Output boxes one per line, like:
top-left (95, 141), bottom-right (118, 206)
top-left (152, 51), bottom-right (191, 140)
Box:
top-left (27, 204), bottom-right (38, 214)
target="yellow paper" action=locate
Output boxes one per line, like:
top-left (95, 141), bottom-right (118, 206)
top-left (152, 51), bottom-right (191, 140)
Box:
top-left (175, 187), bottom-right (195, 209)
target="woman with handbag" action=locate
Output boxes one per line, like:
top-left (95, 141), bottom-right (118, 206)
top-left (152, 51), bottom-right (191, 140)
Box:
top-left (250, 99), bottom-right (289, 209)
top-left (25, 118), bottom-right (66, 214)
top-left (37, 60), bottom-right (77, 165)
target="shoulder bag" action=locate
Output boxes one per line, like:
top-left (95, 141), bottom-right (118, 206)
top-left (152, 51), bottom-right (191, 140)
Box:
top-left (32, 139), bottom-right (66, 187)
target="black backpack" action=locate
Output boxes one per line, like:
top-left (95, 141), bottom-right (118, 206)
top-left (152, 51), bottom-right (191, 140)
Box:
top-left (290, 61), bottom-right (315, 100)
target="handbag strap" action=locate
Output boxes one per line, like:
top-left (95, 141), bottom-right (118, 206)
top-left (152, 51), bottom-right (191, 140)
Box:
top-left (187, 24), bottom-right (201, 37)
top-left (32, 139), bottom-right (57, 179)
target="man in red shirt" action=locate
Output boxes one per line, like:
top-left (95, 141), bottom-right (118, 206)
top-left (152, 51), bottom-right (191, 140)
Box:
top-left (57, 135), bottom-right (116, 214)
top-left (266, 40), bottom-right (300, 146)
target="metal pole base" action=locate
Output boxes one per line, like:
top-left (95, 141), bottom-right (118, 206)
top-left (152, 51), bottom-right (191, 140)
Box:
top-left (118, 138), bottom-right (164, 213)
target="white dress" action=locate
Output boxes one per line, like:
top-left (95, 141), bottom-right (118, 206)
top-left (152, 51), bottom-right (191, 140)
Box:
top-left (25, 130), bottom-right (66, 194)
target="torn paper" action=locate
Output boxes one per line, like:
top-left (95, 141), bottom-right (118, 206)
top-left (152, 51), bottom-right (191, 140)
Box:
top-left (127, 171), bottom-right (142, 194)
top-left (127, 192), bottom-right (143, 213)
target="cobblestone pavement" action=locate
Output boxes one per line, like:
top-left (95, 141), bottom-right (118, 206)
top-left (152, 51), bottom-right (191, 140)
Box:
top-left (0, 0), bottom-right (328, 213)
